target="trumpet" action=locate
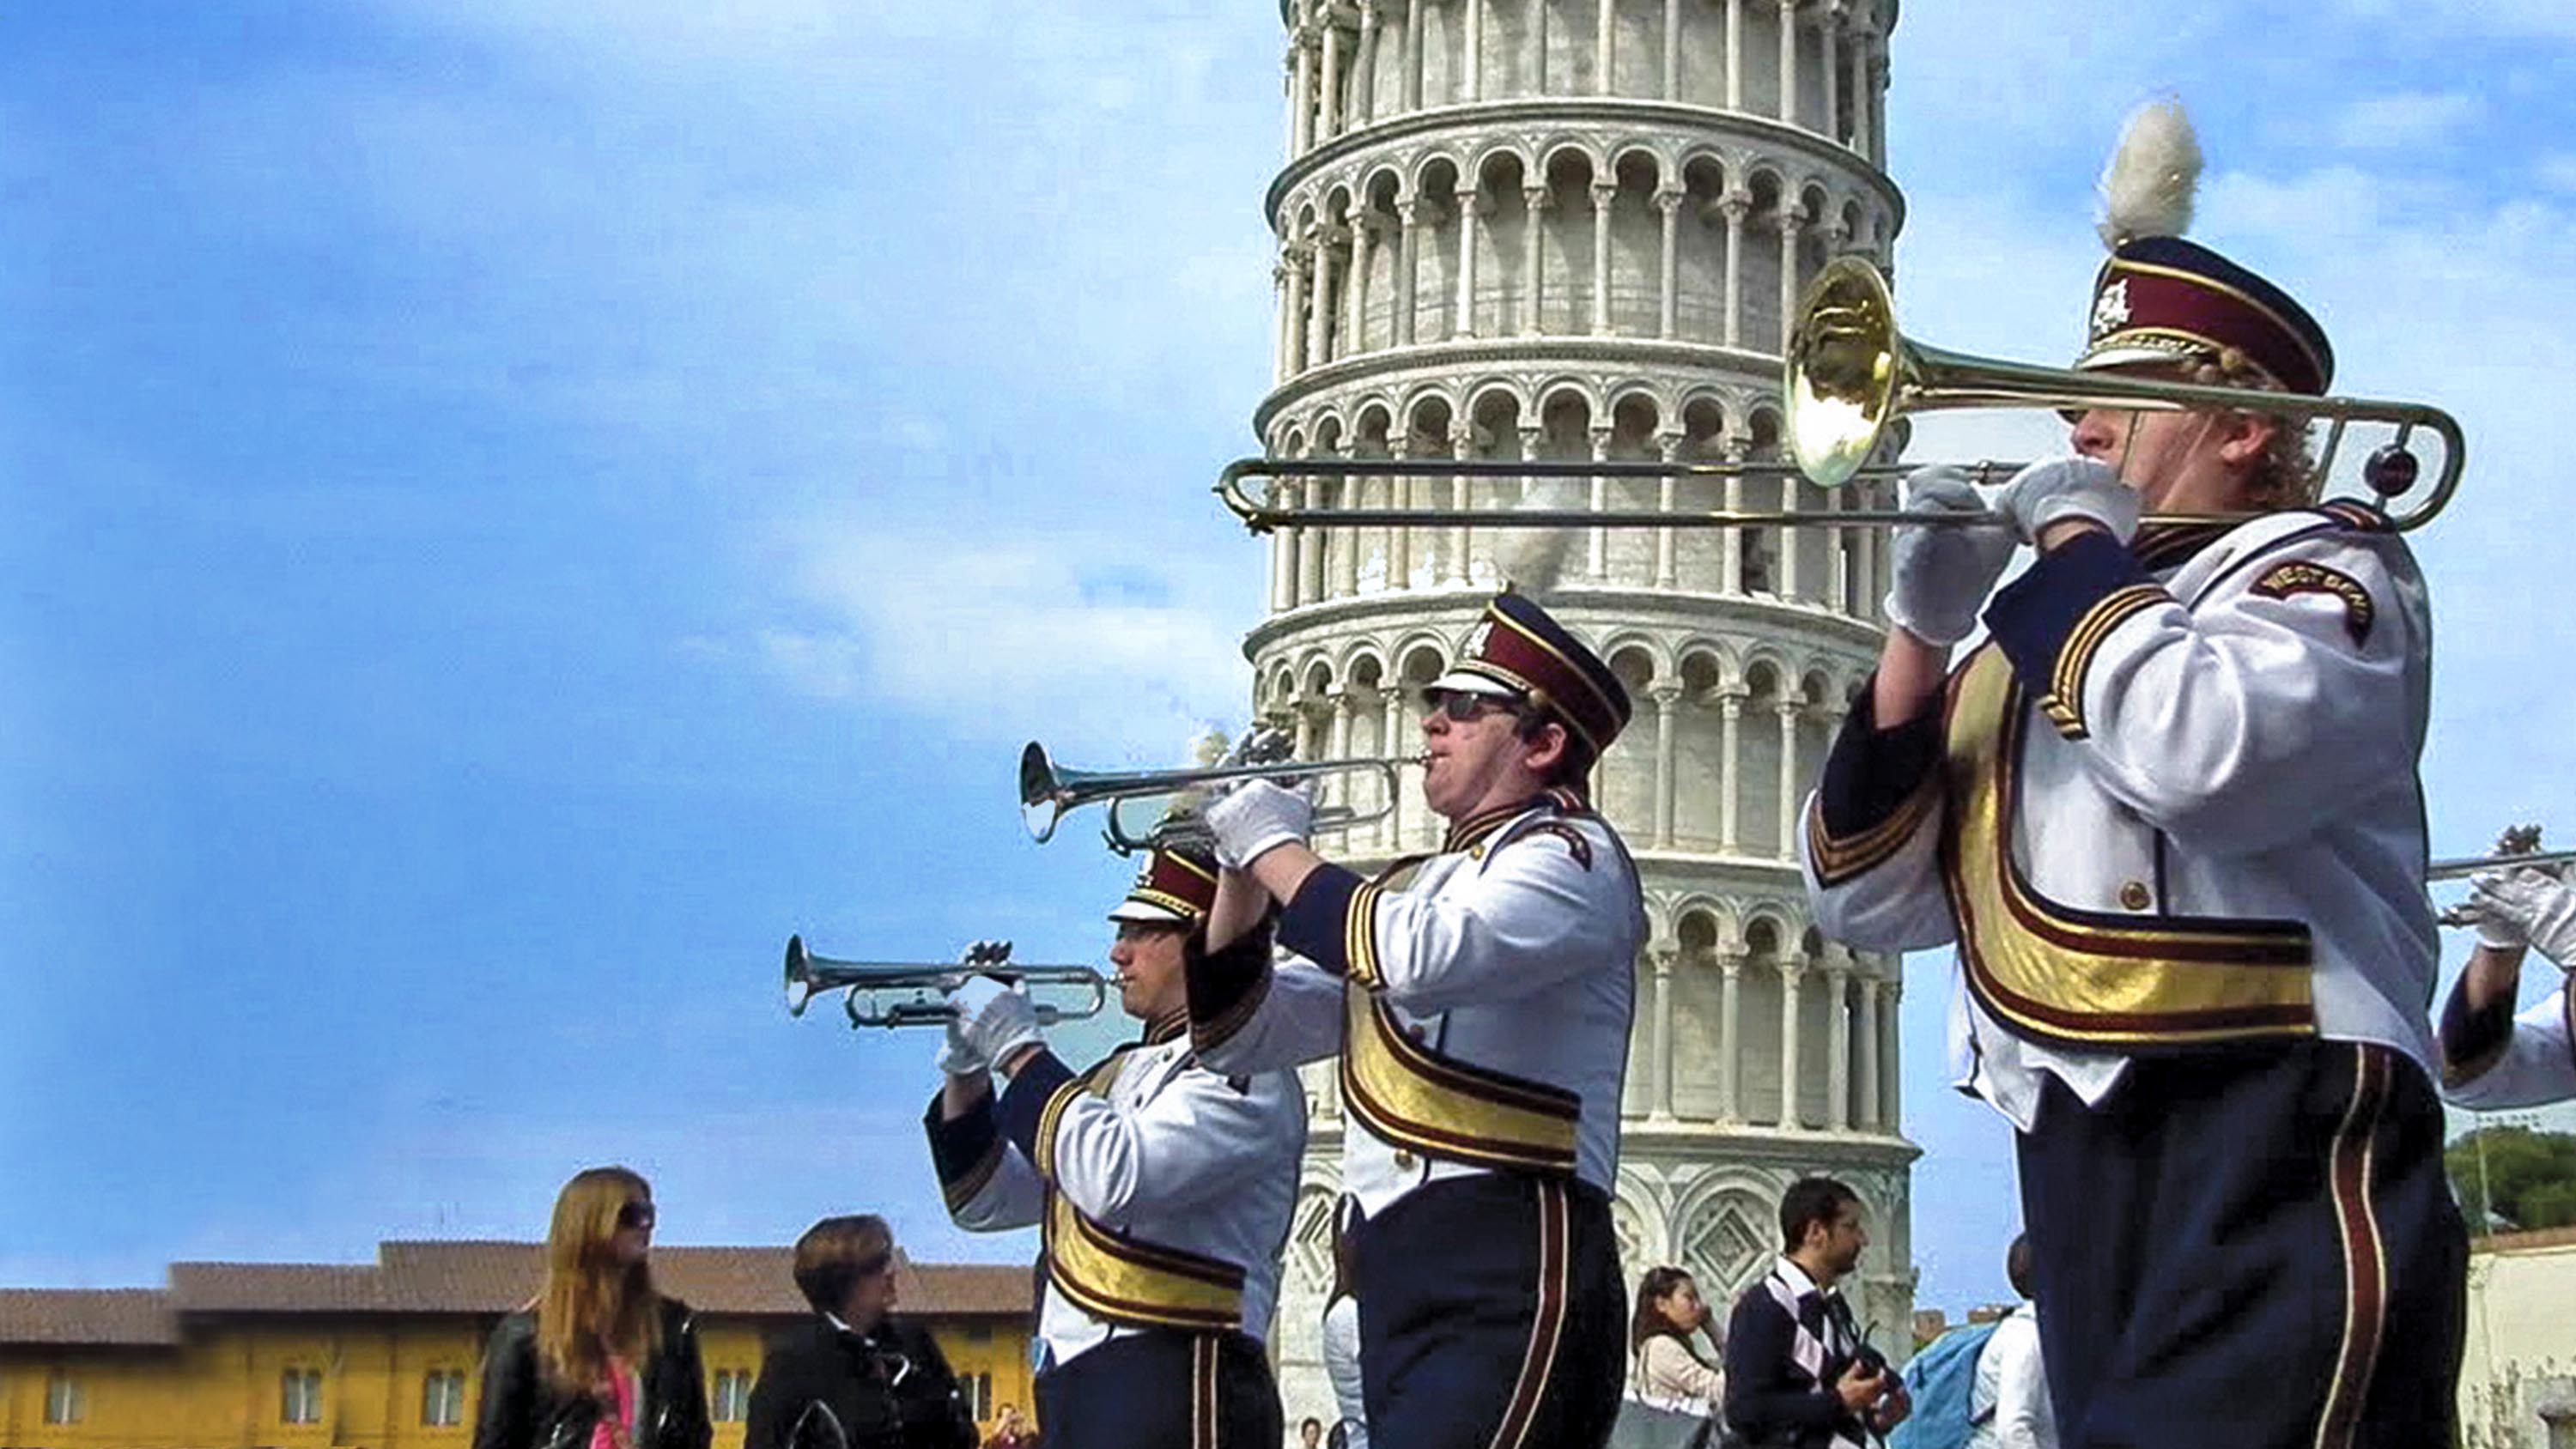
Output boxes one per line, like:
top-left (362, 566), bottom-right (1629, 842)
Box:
top-left (2430, 824), bottom-right (2576, 928)
top-left (1019, 729), bottom-right (1421, 852)
top-left (1215, 258), bottom-right (2464, 535)
top-left (783, 936), bottom-right (1108, 1029)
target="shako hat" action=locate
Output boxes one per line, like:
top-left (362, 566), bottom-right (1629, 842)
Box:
top-left (2076, 100), bottom-right (2334, 397)
top-left (1107, 843), bottom-right (1220, 925)
top-left (1425, 591), bottom-right (1631, 758)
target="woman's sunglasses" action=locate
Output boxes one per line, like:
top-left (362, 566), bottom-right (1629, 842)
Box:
top-left (617, 1201), bottom-right (656, 1231)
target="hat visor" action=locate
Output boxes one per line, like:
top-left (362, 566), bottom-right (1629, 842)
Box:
top-left (1107, 900), bottom-right (1194, 925)
top-left (1424, 669), bottom-right (1525, 700)
top-left (2073, 339), bottom-right (2215, 375)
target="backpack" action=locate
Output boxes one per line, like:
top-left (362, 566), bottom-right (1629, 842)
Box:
top-left (1883, 1321), bottom-right (2000, 1449)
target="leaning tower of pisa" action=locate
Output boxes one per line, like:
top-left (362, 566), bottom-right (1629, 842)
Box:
top-left (1244, 0), bottom-right (1921, 1422)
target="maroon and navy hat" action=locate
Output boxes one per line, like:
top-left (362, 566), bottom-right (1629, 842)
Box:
top-left (1107, 844), bottom-right (1220, 925)
top-left (2076, 235), bottom-right (2334, 397)
top-left (1425, 591), bottom-right (1631, 758)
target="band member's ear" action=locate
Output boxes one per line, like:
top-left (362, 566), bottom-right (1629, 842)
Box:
top-left (1521, 718), bottom-right (1571, 775)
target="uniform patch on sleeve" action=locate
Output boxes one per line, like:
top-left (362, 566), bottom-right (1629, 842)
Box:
top-left (1520, 822), bottom-right (1595, 870)
top-left (2251, 561), bottom-right (2375, 646)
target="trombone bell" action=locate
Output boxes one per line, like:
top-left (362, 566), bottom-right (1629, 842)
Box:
top-left (1786, 258), bottom-right (1905, 490)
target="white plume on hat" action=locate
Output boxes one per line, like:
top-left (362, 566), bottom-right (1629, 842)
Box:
top-left (2096, 99), bottom-right (2202, 250)
top-left (1492, 474), bottom-right (1581, 596)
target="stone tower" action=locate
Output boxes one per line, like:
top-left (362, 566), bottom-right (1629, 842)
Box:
top-left (1245, 0), bottom-right (1921, 1423)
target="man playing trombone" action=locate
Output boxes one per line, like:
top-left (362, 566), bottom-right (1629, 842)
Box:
top-left (1801, 104), bottom-right (2462, 1446)
top-left (1188, 590), bottom-right (1647, 1449)
top-left (926, 841), bottom-right (1304, 1449)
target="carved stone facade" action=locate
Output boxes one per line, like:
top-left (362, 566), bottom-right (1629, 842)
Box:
top-left (1252, 0), bottom-right (1918, 1428)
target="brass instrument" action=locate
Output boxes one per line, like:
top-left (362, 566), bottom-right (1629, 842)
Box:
top-left (1019, 728), bottom-right (1419, 852)
top-left (783, 936), bottom-right (1108, 1029)
top-left (1215, 258), bottom-right (2462, 534)
top-left (2432, 825), bottom-right (2575, 927)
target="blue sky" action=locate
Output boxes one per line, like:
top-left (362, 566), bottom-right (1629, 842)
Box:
top-left (5, 1), bottom-right (2573, 1317)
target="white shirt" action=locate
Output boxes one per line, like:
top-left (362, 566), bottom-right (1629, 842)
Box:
top-left (1806, 511), bottom-right (2438, 1128)
top-left (939, 1034), bottom-right (1305, 1367)
top-left (1195, 800), bottom-right (1644, 1216)
top-left (1967, 1304), bottom-right (2056, 1449)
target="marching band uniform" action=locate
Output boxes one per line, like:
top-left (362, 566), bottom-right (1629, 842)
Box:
top-left (1804, 233), bottom-right (2464, 1446)
top-left (924, 848), bottom-right (1304, 1449)
top-left (2439, 868), bottom-right (2576, 1109)
top-left (1191, 592), bottom-right (1647, 1449)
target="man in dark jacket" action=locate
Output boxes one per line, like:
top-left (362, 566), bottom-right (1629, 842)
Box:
top-left (1722, 1178), bottom-right (1907, 1449)
top-left (745, 1215), bottom-right (978, 1449)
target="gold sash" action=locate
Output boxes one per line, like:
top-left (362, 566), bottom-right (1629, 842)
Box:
top-left (1037, 1055), bottom-right (1245, 1332)
top-left (1339, 988), bottom-right (1581, 1176)
top-left (1941, 647), bottom-right (2317, 1049)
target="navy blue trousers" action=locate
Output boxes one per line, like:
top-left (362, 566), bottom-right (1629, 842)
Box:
top-left (2017, 1040), bottom-right (2465, 1449)
top-left (1033, 1329), bottom-right (1279, 1449)
top-left (1355, 1173), bottom-right (1626, 1449)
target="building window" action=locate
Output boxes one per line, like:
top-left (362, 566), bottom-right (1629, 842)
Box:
top-left (283, 1367), bottom-right (325, 1424)
top-left (966, 1372), bottom-right (993, 1422)
top-left (712, 1368), bottom-right (752, 1423)
top-left (422, 1368), bottom-right (468, 1427)
top-left (44, 1371), bottom-right (83, 1424)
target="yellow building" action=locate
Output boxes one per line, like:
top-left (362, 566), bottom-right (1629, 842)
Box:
top-left (0, 1240), bottom-right (1034, 1448)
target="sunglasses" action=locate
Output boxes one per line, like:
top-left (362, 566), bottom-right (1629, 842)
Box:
top-left (617, 1201), bottom-right (656, 1231)
top-left (1423, 688), bottom-right (1525, 724)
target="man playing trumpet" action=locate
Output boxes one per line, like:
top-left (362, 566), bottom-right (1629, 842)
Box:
top-left (2439, 830), bottom-right (2576, 1109)
top-left (1188, 591), bottom-right (1647, 1449)
top-left (1801, 103), bottom-right (2461, 1446)
top-left (927, 840), bottom-right (1304, 1449)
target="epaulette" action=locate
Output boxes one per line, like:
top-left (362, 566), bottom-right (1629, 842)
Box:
top-left (2312, 498), bottom-right (2394, 533)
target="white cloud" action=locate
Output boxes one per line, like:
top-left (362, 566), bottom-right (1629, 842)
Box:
top-left (2325, 92), bottom-right (2483, 151)
top-left (744, 518), bottom-right (1258, 760)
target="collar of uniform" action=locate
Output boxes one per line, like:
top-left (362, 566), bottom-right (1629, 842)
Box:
top-left (2129, 518), bottom-right (2233, 573)
top-left (1140, 1007), bottom-right (1188, 1047)
top-left (1441, 786), bottom-right (1585, 855)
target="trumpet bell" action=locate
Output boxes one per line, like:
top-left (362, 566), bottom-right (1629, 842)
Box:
top-left (784, 934), bottom-right (819, 1017)
top-left (1019, 741), bottom-right (1066, 843)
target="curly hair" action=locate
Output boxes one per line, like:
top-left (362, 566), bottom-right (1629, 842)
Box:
top-left (2180, 348), bottom-right (2321, 510)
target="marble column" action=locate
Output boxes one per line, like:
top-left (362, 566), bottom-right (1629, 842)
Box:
top-left (1320, 18), bottom-right (1346, 143)
top-left (1855, 973), bottom-right (1880, 1131)
top-left (1589, 179), bottom-right (1616, 335)
top-left (1649, 682), bottom-right (1680, 848)
top-left (1776, 0), bottom-right (1798, 126)
top-left (1654, 185), bottom-right (1684, 340)
top-left (1775, 698), bottom-right (1801, 858)
top-left (1650, 947), bottom-right (1678, 1121)
top-left (1718, 689), bottom-right (1743, 850)
top-left (1309, 224), bottom-right (1342, 367)
top-left (1774, 204), bottom-right (1805, 354)
top-left (1587, 425), bottom-right (1613, 579)
top-left (1725, 0), bottom-right (1743, 111)
top-left (1395, 197), bottom-right (1423, 345)
top-left (1823, 949), bottom-right (1851, 1131)
top-left (1455, 184), bottom-right (1484, 338)
top-left (1718, 949), bottom-right (1745, 1119)
top-left (1283, 242), bottom-right (1314, 374)
top-left (1778, 955), bottom-right (1804, 1128)
top-left (1522, 184), bottom-right (1551, 335)
top-left (1354, 3), bottom-right (1382, 128)
top-left (1292, 25), bottom-right (1319, 153)
top-left (1718, 191), bottom-right (1748, 349)
top-left (1662, 0), bottom-right (1682, 101)
top-left (1654, 432), bottom-right (1684, 588)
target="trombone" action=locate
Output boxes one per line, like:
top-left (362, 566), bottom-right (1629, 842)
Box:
top-left (783, 936), bottom-right (1108, 1029)
top-left (1019, 737), bottom-right (1420, 852)
top-left (1216, 258), bottom-right (2464, 535)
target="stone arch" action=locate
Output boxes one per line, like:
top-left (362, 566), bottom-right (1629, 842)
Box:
top-left (1414, 154), bottom-right (1466, 343)
top-left (1473, 148), bottom-right (1531, 338)
top-left (1539, 146), bottom-right (1599, 335)
top-left (1607, 148), bottom-right (1662, 338)
top-left (1600, 641), bottom-right (1659, 840)
top-left (1673, 645), bottom-right (1729, 849)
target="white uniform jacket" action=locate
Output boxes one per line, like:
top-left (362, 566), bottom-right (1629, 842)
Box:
top-left (1188, 789), bottom-right (1645, 1217)
top-left (1801, 508), bottom-right (2437, 1126)
top-left (2439, 973), bottom-right (2576, 1109)
top-left (923, 1016), bottom-right (1304, 1369)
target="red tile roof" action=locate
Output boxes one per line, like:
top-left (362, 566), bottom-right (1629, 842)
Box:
top-left (0, 1242), bottom-right (1032, 1347)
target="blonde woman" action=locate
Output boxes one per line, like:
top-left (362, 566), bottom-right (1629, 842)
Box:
top-left (472, 1167), bottom-right (712, 1449)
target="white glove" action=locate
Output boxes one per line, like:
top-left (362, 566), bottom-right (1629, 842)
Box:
top-left (2471, 869), bottom-right (2576, 965)
top-left (955, 977), bottom-right (1045, 1073)
top-left (1203, 779), bottom-right (1315, 870)
top-left (935, 1016), bottom-right (989, 1079)
top-left (1883, 466), bottom-right (2016, 646)
top-left (1996, 458), bottom-right (2141, 547)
